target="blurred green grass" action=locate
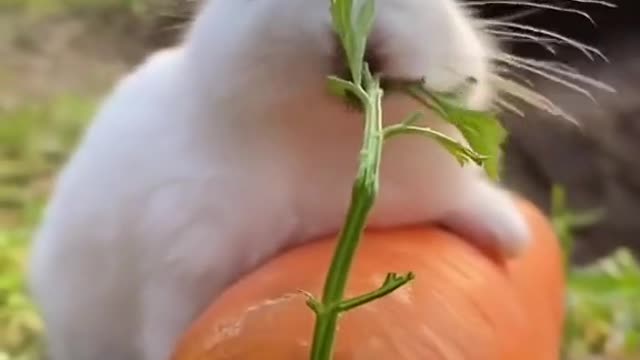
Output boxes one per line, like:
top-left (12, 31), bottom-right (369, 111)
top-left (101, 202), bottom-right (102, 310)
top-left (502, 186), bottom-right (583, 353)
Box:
top-left (553, 186), bottom-right (640, 359)
top-left (0, 1), bottom-right (639, 359)
top-left (0, 94), bottom-right (96, 360)
top-left (0, 0), bottom-right (149, 16)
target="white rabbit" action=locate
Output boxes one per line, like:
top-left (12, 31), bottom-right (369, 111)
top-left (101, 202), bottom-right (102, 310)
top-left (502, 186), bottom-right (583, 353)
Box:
top-left (28, 0), bottom-right (530, 359)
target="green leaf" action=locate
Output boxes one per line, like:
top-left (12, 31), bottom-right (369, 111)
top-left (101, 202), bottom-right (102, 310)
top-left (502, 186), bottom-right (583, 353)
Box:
top-left (353, 0), bottom-right (375, 40)
top-left (384, 123), bottom-right (487, 167)
top-left (351, 0), bottom-right (375, 81)
top-left (330, 0), bottom-right (349, 35)
top-left (405, 85), bottom-right (507, 180)
top-left (436, 101), bottom-right (506, 180)
top-left (330, 0), bottom-right (375, 85)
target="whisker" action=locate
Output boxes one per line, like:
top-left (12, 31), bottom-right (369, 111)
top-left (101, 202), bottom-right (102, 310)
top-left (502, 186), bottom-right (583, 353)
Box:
top-left (466, 1), bottom-right (596, 24)
top-left (522, 60), bottom-right (581, 74)
top-left (477, 0), bottom-right (617, 123)
top-left (505, 57), bottom-right (582, 77)
top-left (492, 8), bottom-right (545, 22)
top-left (493, 97), bottom-right (525, 116)
top-left (489, 73), bottom-right (579, 124)
top-left (495, 56), bottom-right (596, 101)
top-left (560, 0), bottom-right (616, 7)
top-left (493, 65), bottom-right (535, 87)
top-left (498, 54), bottom-right (615, 93)
top-left (482, 20), bottom-right (607, 60)
top-left (484, 29), bottom-right (561, 53)
top-left (466, 0), bottom-right (616, 7)
top-left (486, 31), bottom-right (567, 46)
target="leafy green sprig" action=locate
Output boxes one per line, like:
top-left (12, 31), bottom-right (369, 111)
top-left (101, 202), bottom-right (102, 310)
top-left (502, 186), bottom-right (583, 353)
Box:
top-left (304, 1), bottom-right (510, 359)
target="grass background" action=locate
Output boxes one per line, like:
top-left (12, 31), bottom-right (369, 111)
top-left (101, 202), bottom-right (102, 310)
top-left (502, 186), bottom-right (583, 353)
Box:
top-left (0, 1), bottom-right (638, 359)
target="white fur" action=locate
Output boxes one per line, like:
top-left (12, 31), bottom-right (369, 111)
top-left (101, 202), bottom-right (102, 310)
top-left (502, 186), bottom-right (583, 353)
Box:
top-left (28, 1), bottom-right (530, 359)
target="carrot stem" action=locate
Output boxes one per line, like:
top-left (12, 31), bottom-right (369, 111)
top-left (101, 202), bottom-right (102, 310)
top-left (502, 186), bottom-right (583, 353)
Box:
top-left (306, 2), bottom-right (419, 359)
top-left (307, 0), bottom-right (498, 358)
top-left (308, 65), bottom-right (388, 360)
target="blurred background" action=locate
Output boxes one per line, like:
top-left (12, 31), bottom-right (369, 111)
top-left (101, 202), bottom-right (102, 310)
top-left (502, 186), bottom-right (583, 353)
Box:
top-left (0, 0), bottom-right (638, 359)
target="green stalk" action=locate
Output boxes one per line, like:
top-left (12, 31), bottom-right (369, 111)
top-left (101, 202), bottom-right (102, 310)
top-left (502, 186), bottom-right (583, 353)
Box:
top-left (305, 1), bottom-right (500, 359)
top-left (308, 68), bottom-right (386, 360)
